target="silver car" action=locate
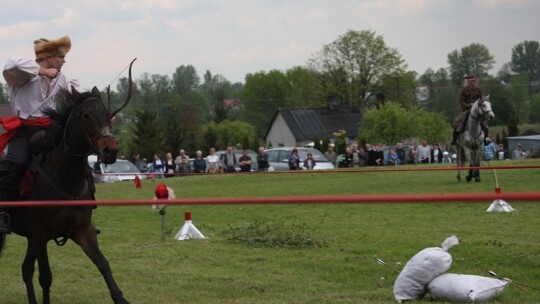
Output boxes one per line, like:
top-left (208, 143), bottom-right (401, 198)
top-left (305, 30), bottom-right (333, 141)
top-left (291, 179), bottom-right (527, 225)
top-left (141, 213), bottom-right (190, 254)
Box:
top-left (88, 156), bottom-right (148, 183)
top-left (265, 147), bottom-right (335, 171)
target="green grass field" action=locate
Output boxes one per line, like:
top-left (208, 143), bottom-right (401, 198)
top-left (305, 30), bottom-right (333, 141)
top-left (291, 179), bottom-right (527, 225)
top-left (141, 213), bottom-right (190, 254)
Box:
top-left (1, 160), bottom-right (539, 303)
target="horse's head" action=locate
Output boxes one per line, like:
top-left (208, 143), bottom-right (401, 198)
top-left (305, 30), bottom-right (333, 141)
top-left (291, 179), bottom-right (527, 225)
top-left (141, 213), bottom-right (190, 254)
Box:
top-left (70, 87), bottom-right (118, 164)
top-left (478, 95), bottom-right (495, 122)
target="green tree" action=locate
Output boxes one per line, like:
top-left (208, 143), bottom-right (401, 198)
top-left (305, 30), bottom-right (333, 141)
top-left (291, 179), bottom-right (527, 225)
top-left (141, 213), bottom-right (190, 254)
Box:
top-left (308, 29), bottom-right (407, 109)
top-left (0, 83), bottom-right (8, 104)
top-left (507, 113), bottom-right (519, 137)
top-left (128, 108), bottom-right (161, 160)
top-left (509, 75), bottom-right (530, 123)
top-left (285, 66), bottom-right (325, 107)
top-left (447, 43), bottom-right (495, 85)
top-left (529, 93), bottom-right (540, 123)
top-left (239, 70), bottom-right (290, 137)
top-left (358, 102), bottom-right (451, 145)
top-left (380, 70), bottom-right (418, 108)
top-left (201, 120), bottom-right (258, 151)
top-left (172, 65), bottom-right (200, 96)
top-left (358, 102), bottom-right (417, 144)
top-left (511, 40), bottom-right (540, 80)
top-left (480, 77), bottom-right (512, 126)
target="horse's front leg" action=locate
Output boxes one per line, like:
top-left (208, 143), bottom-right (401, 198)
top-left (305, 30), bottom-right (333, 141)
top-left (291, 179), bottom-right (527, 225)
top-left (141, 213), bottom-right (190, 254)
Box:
top-left (22, 237), bottom-right (51, 304)
top-left (34, 242), bottom-right (54, 304)
top-left (72, 225), bottom-right (129, 304)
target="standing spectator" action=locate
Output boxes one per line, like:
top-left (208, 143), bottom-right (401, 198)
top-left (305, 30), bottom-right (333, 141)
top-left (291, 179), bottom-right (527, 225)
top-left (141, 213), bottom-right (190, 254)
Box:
top-left (340, 147), bottom-right (353, 168)
top-left (512, 144), bottom-right (527, 160)
top-left (417, 140), bottom-right (431, 164)
top-left (496, 143), bottom-right (506, 160)
top-left (395, 143), bottom-right (406, 165)
top-left (483, 137), bottom-right (497, 161)
top-left (386, 148), bottom-right (399, 166)
top-left (351, 144), bottom-right (360, 167)
top-left (238, 149), bottom-right (252, 172)
top-left (442, 151), bottom-right (452, 164)
top-left (303, 152), bottom-right (316, 170)
top-left (324, 145), bottom-right (337, 166)
top-left (152, 154), bottom-right (165, 178)
top-left (221, 146), bottom-right (237, 173)
top-left (175, 149), bottom-right (191, 174)
top-left (193, 150), bottom-right (207, 173)
top-left (131, 153), bottom-right (148, 172)
top-left (288, 148), bottom-right (300, 170)
top-left (430, 143), bottom-right (443, 163)
top-left (357, 147), bottom-right (369, 167)
top-left (256, 147), bottom-right (270, 172)
top-left (405, 146), bottom-right (418, 164)
top-left (164, 152), bottom-right (176, 177)
top-left (206, 148), bottom-right (221, 173)
top-left (372, 144), bottom-right (384, 166)
top-left (365, 143), bottom-right (375, 166)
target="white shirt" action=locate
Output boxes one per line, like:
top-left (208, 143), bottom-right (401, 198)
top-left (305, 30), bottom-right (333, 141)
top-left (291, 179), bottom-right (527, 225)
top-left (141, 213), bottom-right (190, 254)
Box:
top-left (3, 57), bottom-right (79, 119)
top-left (206, 154), bottom-right (220, 164)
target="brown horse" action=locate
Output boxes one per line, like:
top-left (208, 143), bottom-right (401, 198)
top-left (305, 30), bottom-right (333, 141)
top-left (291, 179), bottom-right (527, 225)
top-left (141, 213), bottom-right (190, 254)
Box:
top-left (0, 63), bottom-right (134, 303)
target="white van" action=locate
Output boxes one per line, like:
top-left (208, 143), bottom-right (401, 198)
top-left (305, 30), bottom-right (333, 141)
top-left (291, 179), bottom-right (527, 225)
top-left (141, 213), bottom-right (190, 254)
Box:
top-left (88, 155), bottom-right (147, 183)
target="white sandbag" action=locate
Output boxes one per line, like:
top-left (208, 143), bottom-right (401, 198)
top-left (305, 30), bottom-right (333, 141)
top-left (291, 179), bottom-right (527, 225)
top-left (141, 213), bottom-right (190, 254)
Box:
top-left (393, 235), bottom-right (459, 302)
top-left (428, 273), bottom-right (508, 302)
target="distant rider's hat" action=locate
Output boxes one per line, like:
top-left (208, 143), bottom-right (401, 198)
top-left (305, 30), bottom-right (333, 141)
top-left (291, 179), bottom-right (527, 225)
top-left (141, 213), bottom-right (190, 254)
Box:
top-left (465, 74), bottom-right (477, 81)
top-left (34, 35), bottom-right (71, 60)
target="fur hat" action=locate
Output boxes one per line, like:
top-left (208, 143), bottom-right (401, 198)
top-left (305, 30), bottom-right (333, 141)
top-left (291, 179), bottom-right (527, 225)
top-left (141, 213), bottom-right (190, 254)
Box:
top-left (34, 36), bottom-right (71, 60)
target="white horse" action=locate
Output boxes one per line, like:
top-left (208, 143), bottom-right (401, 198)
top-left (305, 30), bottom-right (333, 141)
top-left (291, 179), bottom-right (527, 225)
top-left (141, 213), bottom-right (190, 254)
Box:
top-left (456, 95), bottom-right (495, 182)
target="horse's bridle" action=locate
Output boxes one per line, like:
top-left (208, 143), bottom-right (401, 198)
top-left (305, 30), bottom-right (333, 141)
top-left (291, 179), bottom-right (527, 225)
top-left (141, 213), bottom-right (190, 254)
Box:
top-left (470, 98), bottom-right (493, 121)
top-left (63, 97), bottom-right (114, 157)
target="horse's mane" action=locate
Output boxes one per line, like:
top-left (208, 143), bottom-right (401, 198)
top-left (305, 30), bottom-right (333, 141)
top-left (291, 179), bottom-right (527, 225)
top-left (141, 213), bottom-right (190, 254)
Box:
top-left (43, 90), bottom-right (97, 144)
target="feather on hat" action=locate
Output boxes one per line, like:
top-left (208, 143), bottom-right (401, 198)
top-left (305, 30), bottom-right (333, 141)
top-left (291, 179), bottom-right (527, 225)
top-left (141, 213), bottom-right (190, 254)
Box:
top-left (34, 36), bottom-right (71, 60)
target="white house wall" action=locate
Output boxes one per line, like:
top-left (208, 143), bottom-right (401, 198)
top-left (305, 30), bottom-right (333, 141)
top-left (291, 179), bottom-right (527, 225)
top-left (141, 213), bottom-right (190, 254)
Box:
top-left (266, 113), bottom-right (297, 147)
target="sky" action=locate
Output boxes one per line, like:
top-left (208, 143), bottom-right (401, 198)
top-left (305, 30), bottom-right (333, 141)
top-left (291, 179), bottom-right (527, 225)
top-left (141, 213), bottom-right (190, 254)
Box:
top-left (1, 0), bottom-right (539, 92)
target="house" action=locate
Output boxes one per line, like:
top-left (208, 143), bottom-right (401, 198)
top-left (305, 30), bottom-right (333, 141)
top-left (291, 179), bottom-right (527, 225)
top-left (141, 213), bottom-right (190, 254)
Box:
top-left (264, 103), bottom-right (362, 148)
top-left (507, 135), bottom-right (540, 158)
top-left (222, 98), bottom-right (242, 111)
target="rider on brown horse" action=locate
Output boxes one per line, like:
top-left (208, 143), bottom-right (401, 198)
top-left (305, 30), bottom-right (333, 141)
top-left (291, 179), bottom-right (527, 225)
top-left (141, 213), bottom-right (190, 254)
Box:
top-left (0, 36), bottom-right (77, 233)
top-left (451, 74), bottom-right (489, 145)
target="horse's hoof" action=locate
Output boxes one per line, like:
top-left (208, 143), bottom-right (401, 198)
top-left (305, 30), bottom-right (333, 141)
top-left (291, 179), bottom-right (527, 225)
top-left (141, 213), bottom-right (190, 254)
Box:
top-left (475, 178), bottom-right (481, 183)
top-left (466, 176), bottom-right (472, 182)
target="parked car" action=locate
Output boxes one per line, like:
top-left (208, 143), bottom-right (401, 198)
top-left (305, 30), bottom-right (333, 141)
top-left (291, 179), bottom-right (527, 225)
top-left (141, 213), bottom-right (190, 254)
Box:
top-left (88, 155), bottom-right (148, 183)
top-left (265, 147), bottom-right (335, 171)
top-left (215, 149), bottom-right (259, 171)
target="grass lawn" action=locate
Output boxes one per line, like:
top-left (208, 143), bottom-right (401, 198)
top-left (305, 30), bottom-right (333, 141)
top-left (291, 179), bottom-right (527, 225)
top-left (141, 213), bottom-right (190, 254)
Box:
top-left (1, 159), bottom-right (539, 303)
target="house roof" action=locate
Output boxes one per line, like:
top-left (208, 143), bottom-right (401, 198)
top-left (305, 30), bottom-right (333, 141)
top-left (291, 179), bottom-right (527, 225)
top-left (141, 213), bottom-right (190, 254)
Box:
top-left (265, 105), bottom-right (362, 141)
top-left (519, 129), bottom-right (539, 136)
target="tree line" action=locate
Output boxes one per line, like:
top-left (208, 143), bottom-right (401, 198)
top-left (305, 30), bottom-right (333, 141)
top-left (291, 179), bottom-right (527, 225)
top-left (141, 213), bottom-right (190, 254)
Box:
top-left (1, 30), bottom-right (538, 160)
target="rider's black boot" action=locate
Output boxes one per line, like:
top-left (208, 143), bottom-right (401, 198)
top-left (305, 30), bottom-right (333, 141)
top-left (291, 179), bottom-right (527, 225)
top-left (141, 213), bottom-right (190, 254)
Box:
top-left (0, 208), bottom-right (11, 234)
top-left (450, 130), bottom-right (459, 145)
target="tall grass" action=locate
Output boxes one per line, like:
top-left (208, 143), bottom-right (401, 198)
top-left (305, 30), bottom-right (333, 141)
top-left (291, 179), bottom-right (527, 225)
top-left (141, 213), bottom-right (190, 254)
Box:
top-left (1, 160), bottom-right (539, 303)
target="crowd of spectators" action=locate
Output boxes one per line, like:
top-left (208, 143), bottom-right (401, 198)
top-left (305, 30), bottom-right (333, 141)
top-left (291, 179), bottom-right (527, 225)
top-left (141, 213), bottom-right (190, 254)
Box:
top-left (334, 138), bottom-right (517, 168)
top-left (130, 146), bottom-right (270, 175)
top-left (130, 138), bottom-right (529, 177)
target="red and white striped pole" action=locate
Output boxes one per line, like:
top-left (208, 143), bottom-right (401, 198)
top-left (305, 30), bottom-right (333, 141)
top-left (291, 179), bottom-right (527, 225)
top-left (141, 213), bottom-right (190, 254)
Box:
top-left (174, 211), bottom-right (206, 240)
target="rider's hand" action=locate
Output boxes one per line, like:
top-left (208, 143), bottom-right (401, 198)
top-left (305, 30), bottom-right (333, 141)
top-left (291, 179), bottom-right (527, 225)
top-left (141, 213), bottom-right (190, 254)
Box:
top-left (39, 67), bottom-right (59, 79)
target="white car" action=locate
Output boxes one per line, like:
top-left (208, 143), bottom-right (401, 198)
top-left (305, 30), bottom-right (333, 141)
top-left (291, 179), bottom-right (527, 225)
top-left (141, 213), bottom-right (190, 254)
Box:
top-left (265, 147), bottom-right (335, 171)
top-left (88, 155), bottom-right (147, 183)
